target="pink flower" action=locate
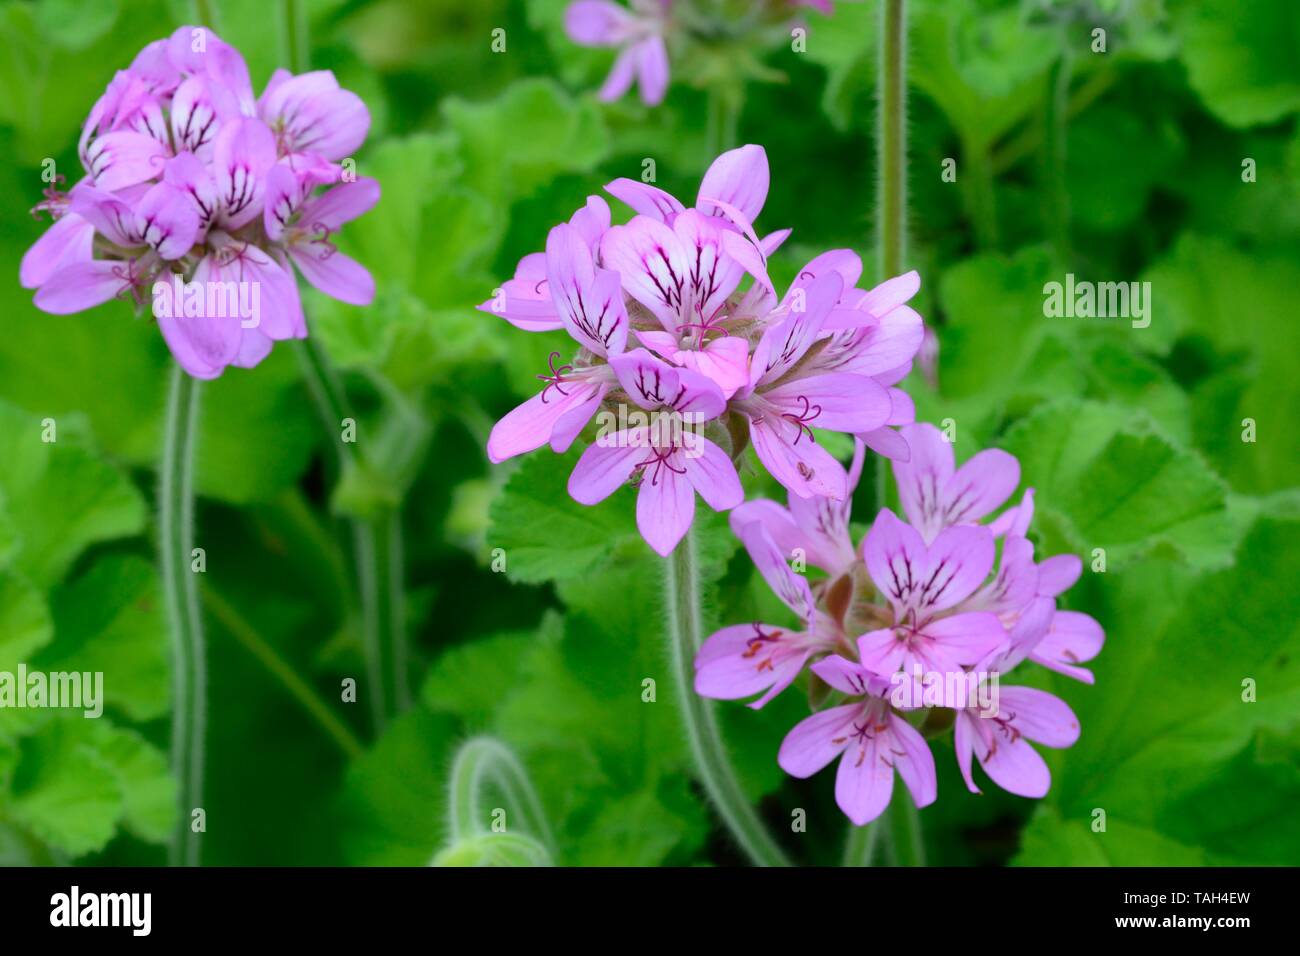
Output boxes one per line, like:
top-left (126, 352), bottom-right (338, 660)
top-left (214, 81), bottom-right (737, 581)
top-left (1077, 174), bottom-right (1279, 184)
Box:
top-left (482, 144), bottom-right (926, 556)
top-left (695, 520), bottom-right (841, 707)
top-left (779, 662), bottom-right (936, 826)
top-left (694, 426), bottom-right (1103, 824)
top-left (565, 1), bottom-right (671, 106)
top-left (20, 26), bottom-right (377, 379)
top-left (567, 349), bottom-right (742, 556)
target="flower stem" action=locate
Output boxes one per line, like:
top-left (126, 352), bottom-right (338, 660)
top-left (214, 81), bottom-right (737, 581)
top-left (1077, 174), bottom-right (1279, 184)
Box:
top-left (203, 586), bottom-right (365, 760)
top-left (842, 821), bottom-right (880, 866)
top-left (1043, 48), bottom-right (1074, 263)
top-left (706, 85), bottom-right (740, 158)
top-left (666, 526), bottom-right (790, 867)
top-left (295, 336), bottom-right (409, 735)
top-left (885, 790), bottom-right (925, 866)
top-left (873, 0), bottom-right (927, 870)
top-left (877, 0), bottom-right (908, 281)
top-left (160, 365), bottom-right (206, 867)
top-left (445, 737), bottom-right (555, 852)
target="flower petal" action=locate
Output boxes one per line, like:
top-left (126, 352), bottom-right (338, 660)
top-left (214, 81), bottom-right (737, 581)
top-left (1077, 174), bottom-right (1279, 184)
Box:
top-left (778, 703), bottom-right (857, 778)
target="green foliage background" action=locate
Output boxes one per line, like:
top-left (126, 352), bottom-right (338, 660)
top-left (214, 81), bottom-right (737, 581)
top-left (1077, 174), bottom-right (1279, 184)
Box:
top-left (0, 0), bottom-right (1297, 865)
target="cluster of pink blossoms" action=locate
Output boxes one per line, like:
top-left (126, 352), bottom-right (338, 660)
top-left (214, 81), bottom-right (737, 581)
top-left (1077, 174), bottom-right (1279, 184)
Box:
top-left (482, 145), bottom-right (923, 556)
top-left (20, 26), bottom-right (379, 379)
top-left (564, 0), bottom-right (853, 106)
top-left (695, 424), bottom-right (1106, 825)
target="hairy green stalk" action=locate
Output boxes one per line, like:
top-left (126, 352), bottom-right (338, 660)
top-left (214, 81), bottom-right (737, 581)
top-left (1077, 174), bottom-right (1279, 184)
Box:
top-left (203, 588), bottom-right (365, 760)
top-left (885, 788), bottom-right (926, 866)
top-left (842, 821), bottom-right (881, 867)
top-left (666, 527), bottom-right (791, 866)
top-left (872, 0), bottom-right (927, 868)
top-left (282, 4), bottom-right (409, 737)
top-left (161, 366), bottom-right (206, 867)
top-left (433, 737), bottom-right (555, 866)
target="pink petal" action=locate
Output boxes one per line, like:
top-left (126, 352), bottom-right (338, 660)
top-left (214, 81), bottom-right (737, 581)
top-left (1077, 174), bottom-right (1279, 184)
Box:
top-left (489, 380), bottom-right (605, 464)
top-left (750, 271), bottom-right (842, 386)
top-left (1030, 611), bottom-right (1104, 683)
top-left (748, 416), bottom-right (848, 500)
top-left (1036, 553), bottom-right (1082, 597)
top-left (20, 215), bottom-right (94, 289)
top-left (943, 448), bottom-right (1020, 528)
top-left (892, 423), bottom-right (955, 539)
top-left (889, 713), bottom-right (938, 808)
top-left (546, 223), bottom-right (628, 357)
top-left (834, 727), bottom-right (895, 826)
top-left (762, 371), bottom-right (891, 434)
top-left (694, 623), bottom-right (808, 705)
top-left (600, 216), bottom-right (688, 330)
top-left (634, 35), bottom-right (669, 106)
top-left (212, 117), bottom-right (277, 229)
top-left (84, 131), bottom-right (168, 191)
top-left (681, 434), bottom-right (742, 511)
top-left (998, 686), bottom-right (1080, 749)
top-left (736, 519), bottom-right (817, 622)
top-left (862, 508), bottom-right (929, 618)
top-left (697, 144), bottom-right (769, 225)
top-left (598, 44), bottom-right (639, 102)
top-left (778, 703), bottom-right (857, 778)
top-left (603, 178), bottom-right (685, 222)
top-left (135, 182), bottom-right (200, 259)
top-left (33, 260), bottom-right (128, 314)
top-left (289, 244), bottom-right (374, 306)
top-left (565, 0), bottom-right (636, 45)
top-left (636, 456), bottom-right (695, 556)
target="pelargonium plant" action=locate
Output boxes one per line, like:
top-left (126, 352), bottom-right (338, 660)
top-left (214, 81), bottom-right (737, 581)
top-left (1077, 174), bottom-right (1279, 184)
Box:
top-left (20, 24), bottom-right (378, 379)
top-left (17, 24), bottom-right (379, 868)
top-left (564, 0), bottom-right (855, 107)
top-left (481, 144), bottom-right (924, 556)
top-left (694, 423), bottom-right (1105, 825)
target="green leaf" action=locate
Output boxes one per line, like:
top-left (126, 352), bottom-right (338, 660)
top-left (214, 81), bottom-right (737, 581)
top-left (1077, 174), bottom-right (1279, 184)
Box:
top-left (87, 723), bottom-right (175, 845)
top-left (488, 452), bottom-right (640, 584)
top-left (0, 401), bottom-right (146, 588)
top-left (442, 78), bottom-right (609, 206)
top-left (1001, 399), bottom-right (1232, 571)
top-left (335, 709), bottom-right (459, 866)
top-left (1174, 0), bottom-right (1300, 128)
top-left (7, 717), bottom-right (121, 858)
top-left (0, 571), bottom-right (52, 676)
top-left (41, 556), bottom-right (169, 722)
top-left (1140, 234), bottom-right (1300, 491)
top-left (1015, 512), bottom-right (1300, 865)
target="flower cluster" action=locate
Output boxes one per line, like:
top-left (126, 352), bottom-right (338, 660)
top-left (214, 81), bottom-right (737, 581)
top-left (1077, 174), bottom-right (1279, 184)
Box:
top-left (694, 424), bottom-right (1104, 825)
top-left (564, 1), bottom-right (855, 107)
top-left (20, 26), bottom-right (379, 379)
top-left (482, 145), bottom-right (924, 556)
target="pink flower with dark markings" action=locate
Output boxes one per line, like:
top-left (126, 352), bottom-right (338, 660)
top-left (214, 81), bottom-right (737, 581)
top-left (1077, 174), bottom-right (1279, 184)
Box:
top-left (694, 429), bottom-right (1103, 825)
top-left (20, 26), bottom-right (377, 379)
top-left (482, 144), bottom-right (924, 556)
top-left (780, 661), bottom-right (936, 826)
top-left (565, 0), bottom-right (671, 106)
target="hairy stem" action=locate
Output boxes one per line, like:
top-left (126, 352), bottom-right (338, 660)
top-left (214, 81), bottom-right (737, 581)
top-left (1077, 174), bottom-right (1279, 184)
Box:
top-left (295, 336), bottom-right (409, 734)
top-left (1043, 49), bottom-right (1074, 262)
top-left (877, 0), bottom-right (908, 280)
top-left (203, 587), bottom-right (364, 760)
top-left (874, 0), bottom-right (927, 870)
top-left (666, 527), bottom-right (790, 867)
top-left (445, 737), bottom-right (555, 853)
top-left (885, 789), bottom-right (926, 866)
top-left (161, 366), bottom-right (206, 867)
top-left (842, 821), bottom-right (881, 867)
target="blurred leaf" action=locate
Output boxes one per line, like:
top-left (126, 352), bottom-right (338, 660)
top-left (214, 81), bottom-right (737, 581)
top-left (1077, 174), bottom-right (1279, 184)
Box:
top-left (1174, 0), bottom-right (1300, 128)
top-left (0, 401), bottom-right (145, 588)
top-left (1001, 399), bottom-right (1231, 570)
top-left (443, 78), bottom-right (610, 205)
top-left (7, 717), bottom-right (121, 858)
top-left (41, 556), bottom-right (169, 722)
top-left (488, 451), bottom-right (639, 584)
top-left (0, 571), bottom-right (52, 675)
top-left (335, 708), bottom-right (459, 865)
top-left (1016, 511), bottom-right (1300, 864)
